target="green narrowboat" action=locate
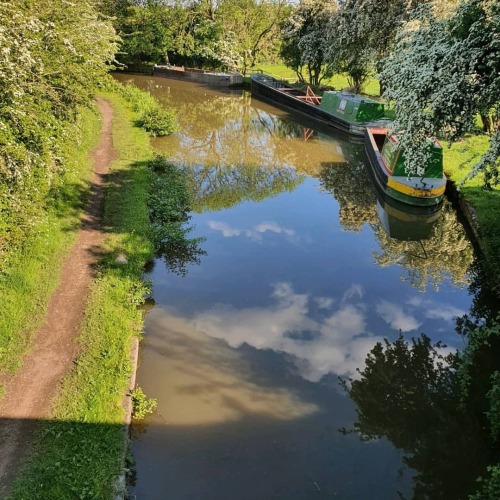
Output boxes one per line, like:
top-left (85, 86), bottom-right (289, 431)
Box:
top-left (365, 127), bottom-right (447, 208)
top-left (250, 73), bottom-right (391, 136)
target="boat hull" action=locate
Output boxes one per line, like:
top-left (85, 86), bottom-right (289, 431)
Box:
top-left (251, 74), bottom-right (372, 137)
top-left (154, 65), bottom-right (243, 87)
top-left (365, 128), bottom-right (446, 208)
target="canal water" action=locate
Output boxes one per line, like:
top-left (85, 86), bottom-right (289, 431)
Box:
top-left (115, 75), bottom-right (480, 499)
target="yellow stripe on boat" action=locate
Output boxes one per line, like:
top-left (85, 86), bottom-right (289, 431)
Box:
top-left (387, 177), bottom-right (446, 198)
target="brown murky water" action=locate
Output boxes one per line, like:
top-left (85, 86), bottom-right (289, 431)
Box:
top-left (115, 75), bottom-right (482, 499)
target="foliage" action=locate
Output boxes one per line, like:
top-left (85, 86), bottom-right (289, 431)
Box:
top-left (147, 156), bottom-right (206, 276)
top-left (470, 465), bottom-right (500, 500)
top-left (280, 0), bottom-right (337, 85)
top-left (382, 0), bottom-right (500, 183)
top-left (218, 0), bottom-right (289, 74)
top-left (103, 0), bottom-right (287, 73)
top-left (107, 2), bottom-right (175, 65)
top-left (324, 1), bottom-right (376, 93)
top-left (131, 386), bottom-right (157, 419)
top-left (137, 106), bottom-right (178, 136)
top-left (0, 0), bottom-right (118, 266)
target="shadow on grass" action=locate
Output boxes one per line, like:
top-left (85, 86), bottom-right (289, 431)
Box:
top-left (0, 417), bottom-right (128, 499)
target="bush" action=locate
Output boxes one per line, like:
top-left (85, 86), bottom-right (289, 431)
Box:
top-left (137, 107), bottom-right (178, 136)
top-left (102, 77), bottom-right (178, 136)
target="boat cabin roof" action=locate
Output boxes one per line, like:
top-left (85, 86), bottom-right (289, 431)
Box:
top-left (323, 90), bottom-right (380, 105)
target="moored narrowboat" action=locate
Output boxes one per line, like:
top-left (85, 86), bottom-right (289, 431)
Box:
top-left (365, 127), bottom-right (446, 208)
top-left (154, 64), bottom-right (243, 87)
top-left (250, 73), bottom-right (391, 136)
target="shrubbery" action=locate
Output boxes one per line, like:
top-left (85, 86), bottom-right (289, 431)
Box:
top-left (0, 1), bottom-right (117, 270)
top-left (137, 107), bottom-right (178, 136)
top-left (103, 78), bottom-right (178, 136)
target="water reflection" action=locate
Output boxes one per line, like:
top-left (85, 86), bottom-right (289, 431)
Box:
top-left (186, 164), bottom-right (303, 213)
top-left (144, 308), bottom-right (318, 427)
top-left (319, 162), bottom-right (474, 291)
top-left (189, 280), bottom-right (468, 382)
top-left (118, 74), bottom-right (480, 499)
top-left (114, 74), bottom-right (347, 178)
top-left (372, 203), bottom-right (473, 291)
top-left (344, 333), bottom-right (491, 499)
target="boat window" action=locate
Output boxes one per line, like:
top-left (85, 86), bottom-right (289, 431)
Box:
top-left (338, 99), bottom-right (347, 111)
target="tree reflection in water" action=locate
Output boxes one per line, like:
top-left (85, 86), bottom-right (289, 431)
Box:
top-left (148, 158), bottom-right (207, 277)
top-left (186, 164), bottom-right (304, 213)
top-left (342, 333), bottom-right (492, 499)
top-left (318, 162), bottom-right (474, 292)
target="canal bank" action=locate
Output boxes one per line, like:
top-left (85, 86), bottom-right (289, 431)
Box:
top-left (4, 92), bottom-right (159, 498)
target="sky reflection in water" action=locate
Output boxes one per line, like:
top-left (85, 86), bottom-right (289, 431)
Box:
top-left (119, 75), bottom-right (476, 499)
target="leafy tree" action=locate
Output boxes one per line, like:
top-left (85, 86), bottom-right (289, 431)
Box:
top-left (280, 0), bottom-right (337, 85)
top-left (382, 0), bottom-right (500, 184)
top-left (324, 1), bottom-right (375, 93)
top-left (110, 2), bottom-right (175, 65)
top-left (0, 0), bottom-right (118, 262)
top-left (218, 0), bottom-right (288, 75)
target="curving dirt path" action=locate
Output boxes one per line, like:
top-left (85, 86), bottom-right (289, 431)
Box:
top-left (0, 99), bottom-right (116, 496)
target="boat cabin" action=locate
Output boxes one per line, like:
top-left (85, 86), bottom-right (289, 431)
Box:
top-left (320, 92), bottom-right (386, 124)
top-left (380, 134), bottom-right (443, 178)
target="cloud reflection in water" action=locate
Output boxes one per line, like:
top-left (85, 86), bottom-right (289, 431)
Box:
top-left (194, 282), bottom-right (383, 382)
top-left (144, 310), bottom-right (319, 427)
top-left (207, 220), bottom-right (296, 242)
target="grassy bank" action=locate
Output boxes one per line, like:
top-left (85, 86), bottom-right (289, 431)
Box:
top-left (252, 63), bottom-right (381, 96)
top-left (0, 109), bottom-right (101, 382)
top-left (9, 93), bottom-right (155, 498)
top-left (444, 135), bottom-right (500, 288)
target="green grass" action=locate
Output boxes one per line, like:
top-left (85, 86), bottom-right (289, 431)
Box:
top-left (252, 63), bottom-right (381, 96)
top-left (444, 134), bottom-right (500, 288)
top-left (10, 93), bottom-right (155, 499)
top-left (0, 108), bottom-right (101, 378)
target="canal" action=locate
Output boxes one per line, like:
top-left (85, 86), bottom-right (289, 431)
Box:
top-left (115, 74), bottom-right (483, 499)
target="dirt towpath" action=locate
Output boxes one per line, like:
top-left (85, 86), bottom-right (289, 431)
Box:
top-left (0, 99), bottom-right (116, 496)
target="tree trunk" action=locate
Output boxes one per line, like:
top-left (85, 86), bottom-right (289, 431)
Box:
top-left (379, 79), bottom-right (385, 97)
top-left (481, 114), bottom-right (492, 133)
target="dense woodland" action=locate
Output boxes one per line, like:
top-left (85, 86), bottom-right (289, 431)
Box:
top-left (1, 0), bottom-right (499, 497)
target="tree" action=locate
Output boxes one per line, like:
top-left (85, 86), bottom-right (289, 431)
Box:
top-left (218, 0), bottom-right (288, 75)
top-left (280, 0), bottom-right (337, 85)
top-left (113, 2), bottom-right (175, 65)
top-left (382, 0), bottom-right (500, 185)
top-left (324, 1), bottom-right (375, 93)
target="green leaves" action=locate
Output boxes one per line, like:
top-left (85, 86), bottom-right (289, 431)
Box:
top-left (0, 0), bottom-right (119, 262)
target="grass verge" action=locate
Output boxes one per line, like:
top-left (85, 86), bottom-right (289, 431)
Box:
top-left (252, 63), bottom-right (381, 96)
top-left (0, 108), bottom-right (101, 380)
top-left (444, 134), bottom-right (500, 289)
top-left (9, 92), bottom-right (155, 499)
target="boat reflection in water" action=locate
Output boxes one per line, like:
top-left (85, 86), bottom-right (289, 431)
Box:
top-left (319, 161), bottom-right (472, 292)
top-left (376, 196), bottom-right (441, 242)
